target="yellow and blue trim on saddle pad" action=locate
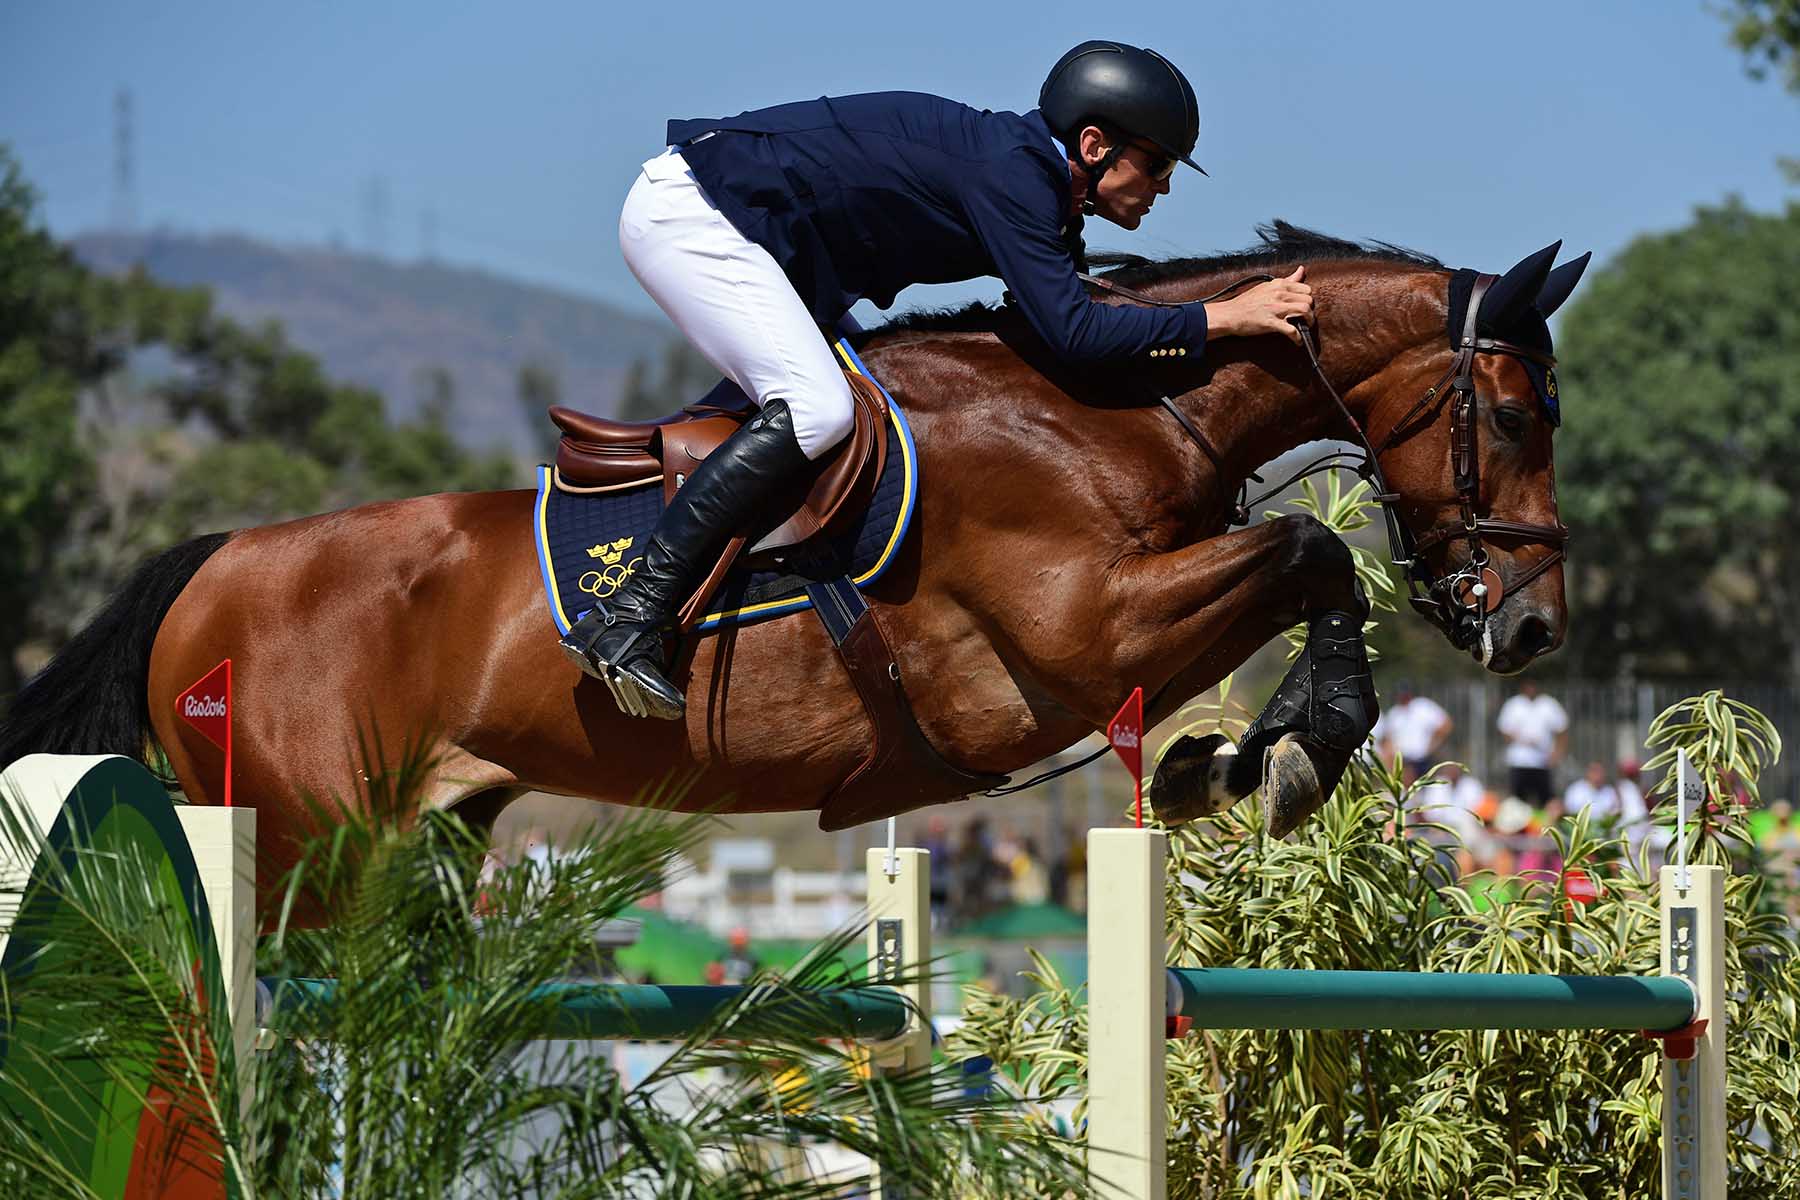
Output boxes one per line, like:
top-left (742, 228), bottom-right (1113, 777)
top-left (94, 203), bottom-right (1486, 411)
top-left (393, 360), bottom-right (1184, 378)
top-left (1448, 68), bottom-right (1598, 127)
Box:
top-left (533, 337), bottom-right (918, 636)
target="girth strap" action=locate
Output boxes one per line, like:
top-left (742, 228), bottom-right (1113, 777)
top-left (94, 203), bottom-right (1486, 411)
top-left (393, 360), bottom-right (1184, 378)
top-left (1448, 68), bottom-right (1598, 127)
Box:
top-left (808, 574), bottom-right (1006, 831)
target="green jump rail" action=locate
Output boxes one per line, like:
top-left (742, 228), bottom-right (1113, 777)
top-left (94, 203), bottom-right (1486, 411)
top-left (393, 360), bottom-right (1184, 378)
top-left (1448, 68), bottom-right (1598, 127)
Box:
top-left (1168, 967), bottom-right (1697, 1032)
top-left (262, 978), bottom-right (911, 1042)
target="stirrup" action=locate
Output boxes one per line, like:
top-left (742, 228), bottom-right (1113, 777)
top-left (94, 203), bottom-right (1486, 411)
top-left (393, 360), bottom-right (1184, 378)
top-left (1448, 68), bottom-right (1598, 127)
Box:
top-left (598, 656), bottom-right (686, 721)
top-left (558, 601), bottom-right (622, 677)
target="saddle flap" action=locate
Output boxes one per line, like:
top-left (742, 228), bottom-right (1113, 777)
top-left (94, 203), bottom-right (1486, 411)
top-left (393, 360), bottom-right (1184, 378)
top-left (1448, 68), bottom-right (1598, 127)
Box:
top-left (748, 373), bottom-right (888, 555)
top-left (668, 374), bottom-right (889, 626)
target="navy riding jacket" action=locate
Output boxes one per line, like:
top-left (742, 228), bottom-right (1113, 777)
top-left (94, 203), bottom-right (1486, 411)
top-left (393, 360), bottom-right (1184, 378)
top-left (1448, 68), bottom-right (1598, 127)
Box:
top-left (667, 91), bottom-right (1208, 361)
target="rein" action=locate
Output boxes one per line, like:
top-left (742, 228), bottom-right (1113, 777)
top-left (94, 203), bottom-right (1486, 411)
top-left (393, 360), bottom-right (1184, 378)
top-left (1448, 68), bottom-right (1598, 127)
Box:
top-left (1077, 268), bottom-right (1570, 651)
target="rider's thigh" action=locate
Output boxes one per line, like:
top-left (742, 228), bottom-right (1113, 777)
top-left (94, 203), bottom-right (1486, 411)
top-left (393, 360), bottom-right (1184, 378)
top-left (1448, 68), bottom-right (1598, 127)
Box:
top-left (618, 152), bottom-right (853, 460)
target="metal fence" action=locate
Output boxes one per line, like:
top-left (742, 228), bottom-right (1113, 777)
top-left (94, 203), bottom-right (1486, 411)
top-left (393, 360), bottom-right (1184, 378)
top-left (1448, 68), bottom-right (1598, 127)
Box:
top-left (1399, 678), bottom-right (1799, 805)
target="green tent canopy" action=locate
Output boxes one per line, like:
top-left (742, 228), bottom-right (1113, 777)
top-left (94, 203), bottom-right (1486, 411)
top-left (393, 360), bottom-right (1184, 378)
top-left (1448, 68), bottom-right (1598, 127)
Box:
top-left (955, 902), bottom-right (1086, 940)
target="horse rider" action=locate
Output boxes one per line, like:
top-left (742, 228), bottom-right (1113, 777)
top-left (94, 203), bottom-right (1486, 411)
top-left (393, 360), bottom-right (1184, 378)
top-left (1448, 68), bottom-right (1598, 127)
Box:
top-left (562, 39), bottom-right (1316, 719)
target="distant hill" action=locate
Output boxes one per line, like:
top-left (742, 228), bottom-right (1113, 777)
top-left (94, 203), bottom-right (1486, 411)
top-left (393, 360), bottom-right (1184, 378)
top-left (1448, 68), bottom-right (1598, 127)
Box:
top-left (72, 231), bottom-right (676, 454)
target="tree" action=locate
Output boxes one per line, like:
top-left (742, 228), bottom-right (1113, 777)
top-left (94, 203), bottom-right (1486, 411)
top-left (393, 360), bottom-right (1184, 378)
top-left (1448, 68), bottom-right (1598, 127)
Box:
top-left (1551, 199), bottom-right (1800, 679)
top-left (1722, 0), bottom-right (1800, 92)
top-left (515, 360), bottom-right (561, 461)
top-left (0, 147), bottom-right (520, 694)
top-left (0, 149), bottom-right (106, 695)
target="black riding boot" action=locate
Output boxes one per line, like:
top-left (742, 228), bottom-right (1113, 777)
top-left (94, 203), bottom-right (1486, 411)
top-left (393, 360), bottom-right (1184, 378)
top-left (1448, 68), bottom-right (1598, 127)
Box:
top-left (559, 400), bottom-right (811, 719)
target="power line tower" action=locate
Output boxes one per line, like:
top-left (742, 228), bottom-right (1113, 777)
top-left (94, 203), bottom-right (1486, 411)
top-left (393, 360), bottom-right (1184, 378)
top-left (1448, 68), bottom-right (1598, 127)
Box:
top-left (111, 88), bottom-right (137, 232)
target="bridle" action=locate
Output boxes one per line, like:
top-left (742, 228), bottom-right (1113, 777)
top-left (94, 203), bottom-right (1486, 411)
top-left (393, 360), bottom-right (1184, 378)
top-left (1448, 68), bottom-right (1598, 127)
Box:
top-left (1078, 269), bottom-right (1570, 651)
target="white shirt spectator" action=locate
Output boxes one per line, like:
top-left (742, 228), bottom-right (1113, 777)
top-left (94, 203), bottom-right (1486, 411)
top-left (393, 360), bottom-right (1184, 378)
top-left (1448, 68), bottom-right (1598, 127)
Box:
top-left (1411, 771), bottom-right (1486, 840)
top-left (1563, 777), bottom-right (1620, 819)
top-left (1615, 777), bottom-right (1648, 824)
top-left (1497, 692), bottom-right (1568, 768)
top-left (1374, 696), bottom-right (1452, 762)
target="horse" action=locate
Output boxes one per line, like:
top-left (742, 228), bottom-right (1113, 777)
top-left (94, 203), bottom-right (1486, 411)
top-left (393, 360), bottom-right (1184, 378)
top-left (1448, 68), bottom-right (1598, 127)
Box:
top-left (0, 224), bottom-right (1587, 908)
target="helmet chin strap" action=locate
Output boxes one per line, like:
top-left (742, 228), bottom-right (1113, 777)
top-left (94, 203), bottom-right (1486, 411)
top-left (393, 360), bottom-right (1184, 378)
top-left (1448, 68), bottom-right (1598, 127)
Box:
top-left (1073, 142), bottom-right (1127, 216)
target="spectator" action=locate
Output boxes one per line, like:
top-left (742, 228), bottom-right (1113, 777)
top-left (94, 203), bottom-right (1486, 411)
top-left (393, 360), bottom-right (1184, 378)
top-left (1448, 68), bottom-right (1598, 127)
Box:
top-left (1515, 797), bottom-right (1565, 887)
top-left (1408, 761), bottom-right (1486, 880)
top-left (1496, 680), bottom-right (1568, 806)
top-left (1064, 828), bottom-right (1088, 914)
top-left (1563, 760), bottom-right (1621, 820)
top-left (920, 815), bottom-right (952, 928)
top-left (1372, 686), bottom-right (1454, 783)
top-left (953, 818), bottom-right (997, 925)
top-left (1411, 762), bottom-right (1487, 843)
top-left (1488, 795), bottom-right (1538, 877)
top-left (1010, 837), bottom-right (1050, 905)
top-left (1046, 822), bottom-right (1073, 908)
top-left (1615, 759), bottom-right (1648, 824)
top-left (720, 926), bottom-right (759, 984)
top-left (1747, 798), bottom-right (1798, 851)
top-left (1612, 757), bottom-right (1655, 860)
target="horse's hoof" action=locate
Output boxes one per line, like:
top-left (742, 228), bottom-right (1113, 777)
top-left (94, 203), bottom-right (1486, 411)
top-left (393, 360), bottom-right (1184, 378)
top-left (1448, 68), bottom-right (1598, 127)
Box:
top-left (1262, 733), bottom-right (1329, 838)
top-left (1149, 733), bottom-right (1238, 825)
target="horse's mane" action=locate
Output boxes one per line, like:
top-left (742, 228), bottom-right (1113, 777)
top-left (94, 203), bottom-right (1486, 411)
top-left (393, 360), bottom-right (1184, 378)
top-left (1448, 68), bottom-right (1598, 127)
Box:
top-left (853, 220), bottom-right (1445, 344)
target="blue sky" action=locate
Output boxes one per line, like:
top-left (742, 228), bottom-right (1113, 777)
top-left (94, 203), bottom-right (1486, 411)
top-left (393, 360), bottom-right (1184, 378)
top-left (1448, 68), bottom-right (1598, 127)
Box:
top-left (5, 0), bottom-right (1797, 321)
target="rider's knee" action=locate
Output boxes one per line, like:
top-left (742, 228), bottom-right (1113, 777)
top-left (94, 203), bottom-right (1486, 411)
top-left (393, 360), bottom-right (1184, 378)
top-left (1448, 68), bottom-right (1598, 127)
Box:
top-left (785, 389), bottom-right (856, 461)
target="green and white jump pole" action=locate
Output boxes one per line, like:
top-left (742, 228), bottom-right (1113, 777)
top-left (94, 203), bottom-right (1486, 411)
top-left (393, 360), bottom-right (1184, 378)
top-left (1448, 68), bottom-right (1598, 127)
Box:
top-left (1085, 826), bottom-right (1727, 1200)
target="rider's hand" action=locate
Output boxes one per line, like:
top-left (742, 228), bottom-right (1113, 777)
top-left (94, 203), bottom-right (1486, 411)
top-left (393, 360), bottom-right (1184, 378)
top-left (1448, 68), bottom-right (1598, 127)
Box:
top-left (1204, 266), bottom-right (1314, 345)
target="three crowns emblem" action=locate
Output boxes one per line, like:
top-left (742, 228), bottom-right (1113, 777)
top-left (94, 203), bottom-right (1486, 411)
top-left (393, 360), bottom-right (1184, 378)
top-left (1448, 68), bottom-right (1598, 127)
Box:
top-left (587, 536), bottom-right (635, 567)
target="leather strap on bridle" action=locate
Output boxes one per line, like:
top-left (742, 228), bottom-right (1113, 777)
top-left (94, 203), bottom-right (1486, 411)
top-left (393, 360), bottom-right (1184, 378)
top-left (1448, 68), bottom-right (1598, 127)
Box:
top-left (1077, 267), bottom-right (1570, 649)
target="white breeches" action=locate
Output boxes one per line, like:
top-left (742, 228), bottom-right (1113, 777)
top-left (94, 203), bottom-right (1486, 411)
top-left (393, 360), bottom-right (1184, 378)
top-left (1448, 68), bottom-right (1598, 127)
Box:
top-left (618, 148), bottom-right (855, 461)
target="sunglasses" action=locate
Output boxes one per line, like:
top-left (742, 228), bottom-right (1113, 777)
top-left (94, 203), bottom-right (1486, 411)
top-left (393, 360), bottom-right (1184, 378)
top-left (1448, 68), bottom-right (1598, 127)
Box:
top-left (1126, 139), bottom-right (1179, 182)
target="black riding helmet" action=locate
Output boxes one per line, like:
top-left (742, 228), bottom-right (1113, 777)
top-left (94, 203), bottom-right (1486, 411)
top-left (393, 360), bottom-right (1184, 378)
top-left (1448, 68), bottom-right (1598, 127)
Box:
top-left (1039, 39), bottom-right (1206, 195)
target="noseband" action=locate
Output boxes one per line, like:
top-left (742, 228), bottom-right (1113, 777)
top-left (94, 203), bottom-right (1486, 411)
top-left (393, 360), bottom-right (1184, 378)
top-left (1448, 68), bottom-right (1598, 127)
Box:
top-left (1080, 269), bottom-right (1570, 650)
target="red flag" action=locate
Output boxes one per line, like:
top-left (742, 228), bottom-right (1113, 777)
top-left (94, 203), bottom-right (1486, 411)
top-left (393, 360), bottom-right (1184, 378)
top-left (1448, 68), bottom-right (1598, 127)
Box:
top-left (1563, 868), bottom-right (1601, 906)
top-left (175, 659), bottom-right (232, 807)
top-left (1107, 686), bottom-right (1144, 827)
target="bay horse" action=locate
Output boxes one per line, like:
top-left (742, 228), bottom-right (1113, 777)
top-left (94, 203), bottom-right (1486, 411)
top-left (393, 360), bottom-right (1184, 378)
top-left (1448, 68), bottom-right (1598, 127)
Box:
top-left (0, 225), bottom-right (1587, 906)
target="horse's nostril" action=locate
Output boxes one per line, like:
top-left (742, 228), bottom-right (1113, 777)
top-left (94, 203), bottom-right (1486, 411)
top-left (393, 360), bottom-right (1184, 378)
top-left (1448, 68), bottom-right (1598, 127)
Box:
top-left (1516, 613), bottom-right (1555, 657)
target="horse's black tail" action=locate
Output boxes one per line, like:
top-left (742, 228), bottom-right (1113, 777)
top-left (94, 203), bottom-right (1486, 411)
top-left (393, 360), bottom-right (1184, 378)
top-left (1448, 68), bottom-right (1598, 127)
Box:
top-left (0, 532), bottom-right (231, 770)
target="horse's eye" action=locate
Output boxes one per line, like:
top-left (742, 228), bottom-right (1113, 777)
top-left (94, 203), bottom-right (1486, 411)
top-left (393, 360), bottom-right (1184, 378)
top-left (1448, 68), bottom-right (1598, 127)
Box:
top-left (1493, 404), bottom-right (1529, 440)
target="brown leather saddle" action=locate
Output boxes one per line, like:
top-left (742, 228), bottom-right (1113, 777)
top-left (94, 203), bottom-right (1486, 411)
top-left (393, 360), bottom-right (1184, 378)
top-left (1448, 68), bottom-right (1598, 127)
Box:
top-left (546, 371), bottom-right (1004, 827)
top-left (549, 372), bottom-right (889, 628)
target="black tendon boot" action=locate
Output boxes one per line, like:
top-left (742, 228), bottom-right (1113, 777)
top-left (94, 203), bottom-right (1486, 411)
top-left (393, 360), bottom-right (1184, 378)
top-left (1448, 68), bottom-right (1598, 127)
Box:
top-left (559, 400), bottom-right (811, 719)
top-left (1231, 606), bottom-right (1381, 836)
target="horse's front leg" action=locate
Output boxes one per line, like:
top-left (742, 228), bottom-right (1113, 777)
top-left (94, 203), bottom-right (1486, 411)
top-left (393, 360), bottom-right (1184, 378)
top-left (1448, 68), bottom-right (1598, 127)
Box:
top-left (1106, 514), bottom-right (1377, 836)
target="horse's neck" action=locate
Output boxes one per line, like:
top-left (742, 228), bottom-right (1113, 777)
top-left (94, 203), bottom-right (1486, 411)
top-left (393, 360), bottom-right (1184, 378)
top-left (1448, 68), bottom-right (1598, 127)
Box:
top-left (1186, 264), bottom-right (1435, 495)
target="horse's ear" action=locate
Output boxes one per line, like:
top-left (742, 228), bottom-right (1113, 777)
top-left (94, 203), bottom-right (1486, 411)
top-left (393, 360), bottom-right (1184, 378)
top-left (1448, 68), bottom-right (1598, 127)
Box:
top-left (1534, 251), bottom-right (1592, 318)
top-left (1480, 241), bottom-right (1561, 331)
